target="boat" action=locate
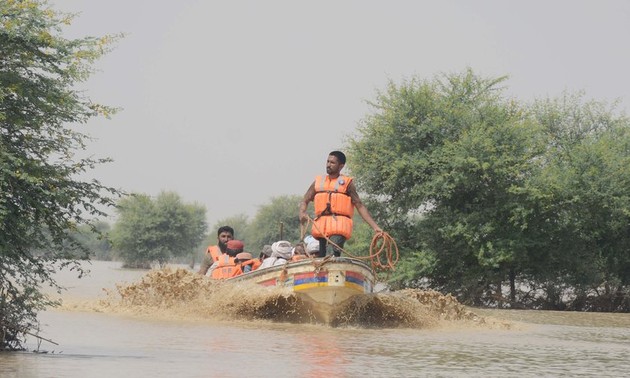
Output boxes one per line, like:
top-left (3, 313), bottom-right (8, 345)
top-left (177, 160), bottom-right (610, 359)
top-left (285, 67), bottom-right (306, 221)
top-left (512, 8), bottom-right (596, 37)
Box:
top-left (227, 256), bottom-right (376, 324)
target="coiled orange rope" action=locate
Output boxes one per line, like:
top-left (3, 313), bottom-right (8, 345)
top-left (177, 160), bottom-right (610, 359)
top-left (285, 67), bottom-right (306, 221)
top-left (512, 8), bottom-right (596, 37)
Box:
top-left (367, 231), bottom-right (399, 272)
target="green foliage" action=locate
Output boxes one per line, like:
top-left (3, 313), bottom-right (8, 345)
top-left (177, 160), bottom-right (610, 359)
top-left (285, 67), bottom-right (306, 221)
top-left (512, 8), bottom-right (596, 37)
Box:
top-left (348, 70), bottom-right (630, 309)
top-left (69, 221), bottom-right (113, 261)
top-left (525, 94), bottom-right (630, 289)
top-left (245, 195), bottom-right (303, 253)
top-left (349, 69), bottom-right (510, 211)
top-left (0, 0), bottom-right (121, 349)
top-left (342, 219), bottom-right (373, 257)
top-left (348, 70), bottom-right (533, 296)
top-left (197, 214), bottom-right (250, 259)
top-left (389, 249), bottom-right (436, 286)
top-left (211, 213), bottom-right (249, 242)
top-left (110, 192), bottom-right (207, 268)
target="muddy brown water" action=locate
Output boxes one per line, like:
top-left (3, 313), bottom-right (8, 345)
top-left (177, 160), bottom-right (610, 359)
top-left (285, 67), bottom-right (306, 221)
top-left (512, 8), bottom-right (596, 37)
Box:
top-left (1, 261), bottom-right (629, 377)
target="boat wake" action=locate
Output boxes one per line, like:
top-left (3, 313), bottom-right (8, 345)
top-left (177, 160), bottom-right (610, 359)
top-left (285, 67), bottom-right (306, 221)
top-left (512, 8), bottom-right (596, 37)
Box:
top-left (68, 267), bottom-right (512, 329)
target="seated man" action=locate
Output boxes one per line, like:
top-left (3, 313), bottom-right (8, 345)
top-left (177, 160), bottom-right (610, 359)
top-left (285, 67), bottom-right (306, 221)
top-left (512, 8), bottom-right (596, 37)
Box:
top-left (259, 244), bottom-right (272, 264)
top-left (291, 242), bottom-right (308, 262)
top-left (208, 239), bottom-right (244, 279)
top-left (291, 235), bottom-right (320, 262)
top-left (198, 225), bottom-right (234, 275)
top-left (258, 240), bottom-right (292, 269)
top-left (304, 235), bottom-right (320, 257)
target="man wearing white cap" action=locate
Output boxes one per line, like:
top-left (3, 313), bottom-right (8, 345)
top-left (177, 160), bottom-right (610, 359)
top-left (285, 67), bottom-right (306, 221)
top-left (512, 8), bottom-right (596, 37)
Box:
top-left (259, 240), bottom-right (293, 269)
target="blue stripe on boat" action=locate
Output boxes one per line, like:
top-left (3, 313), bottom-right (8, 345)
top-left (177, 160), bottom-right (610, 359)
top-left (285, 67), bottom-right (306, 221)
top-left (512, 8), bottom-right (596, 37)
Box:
top-left (346, 274), bottom-right (364, 286)
top-left (294, 276), bottom-right (328, 285)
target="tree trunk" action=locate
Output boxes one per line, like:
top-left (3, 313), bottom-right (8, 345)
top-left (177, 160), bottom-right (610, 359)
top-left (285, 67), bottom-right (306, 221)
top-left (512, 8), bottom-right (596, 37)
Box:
top-left (496, 279), bottom-right (503, 309)
top-left (509, 268), bottom-right (516, 305)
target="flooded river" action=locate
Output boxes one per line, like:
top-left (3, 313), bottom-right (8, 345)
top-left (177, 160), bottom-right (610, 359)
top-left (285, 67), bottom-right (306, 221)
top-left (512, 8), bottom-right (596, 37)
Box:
top-left (1, 261), bottom-right (629, 377)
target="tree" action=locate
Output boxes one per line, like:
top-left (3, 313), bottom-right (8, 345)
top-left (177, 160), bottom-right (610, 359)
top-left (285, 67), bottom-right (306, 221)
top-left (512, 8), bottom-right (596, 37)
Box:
top-left (246, 195), bottom-right (303, 253)
top-left (110, 191), bottom-right (207, 268)
top-left (210, 213), bottom-right (250, 243)
top-left (1, 1), bottom-right (121, 350)
top-left (348, 70), bottom-right (540, 303)
top-left (348, 70), bottom-right (630, 310)
top-left (68, 220), bottom-right (113, 261)
top-left (522, 94), bottom-right (630, 310)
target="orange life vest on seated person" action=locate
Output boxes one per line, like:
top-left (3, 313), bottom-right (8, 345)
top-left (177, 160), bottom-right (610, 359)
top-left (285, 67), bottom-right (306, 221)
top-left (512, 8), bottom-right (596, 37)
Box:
top-left (230, 258), bottom-right (262, 277)
top-left (211, 254), bottom-right (237, 279)
top-left (291, 254), bottom-right (309, 262)
top-left (311, 174), bottom-right (354, 240)
top-left (206, 245), bottom-right (222, 262)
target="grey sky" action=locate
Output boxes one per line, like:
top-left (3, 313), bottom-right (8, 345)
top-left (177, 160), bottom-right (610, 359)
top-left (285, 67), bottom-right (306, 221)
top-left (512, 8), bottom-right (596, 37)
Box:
top-left (51, 0), bottom-right (630, 228)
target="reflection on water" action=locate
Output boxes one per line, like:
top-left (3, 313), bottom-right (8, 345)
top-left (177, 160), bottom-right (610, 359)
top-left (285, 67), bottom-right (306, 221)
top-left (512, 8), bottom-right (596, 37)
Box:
top-left (1, 261), bottom-right (629, 377)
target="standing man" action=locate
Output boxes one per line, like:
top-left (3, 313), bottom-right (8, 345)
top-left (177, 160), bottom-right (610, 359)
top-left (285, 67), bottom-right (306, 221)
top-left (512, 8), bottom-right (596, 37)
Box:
top-left (299, 151), bottom-right (382, 257)
top-left (197, 225), bottom-right (234, 275)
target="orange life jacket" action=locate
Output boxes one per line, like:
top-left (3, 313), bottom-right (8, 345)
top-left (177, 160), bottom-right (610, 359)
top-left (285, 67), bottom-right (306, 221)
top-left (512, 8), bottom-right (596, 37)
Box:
top-left (291, 254), bottom-right (310, 262)
top-left (311, 174), bottom-right (354, 239)
top-left (211, 254), bottom-right (237, 279)
top-left (206, 245), bottom-right (222, 262)
top-left (230, 259), bottom-right (262, 277)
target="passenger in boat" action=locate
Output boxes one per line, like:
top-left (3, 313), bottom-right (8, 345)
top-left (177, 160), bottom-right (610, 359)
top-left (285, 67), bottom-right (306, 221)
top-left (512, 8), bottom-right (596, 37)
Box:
top-left (208, 239), bottom-right (244, 279)
top-left (258, 240), bottom-right (293, 269)
top-left (305, 235), bottom-right (320, 256)
top-left (290, 242), bottom-right (308, 262)
top-left (259, 244), bottom-right (273, 263)
top-left (299, 151), bottom-right (382, 257)
top-left (231, 252), bottom-right (261, 276)
top-left (291, 235), bottom-right (319, 261)
top-left (197, 225), bottom-right (234, 275)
